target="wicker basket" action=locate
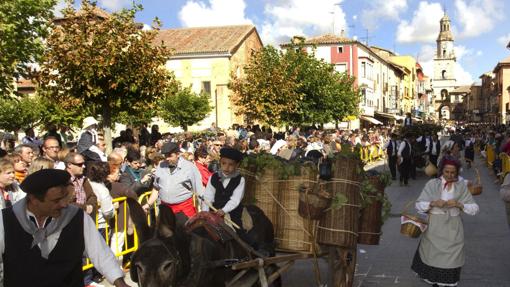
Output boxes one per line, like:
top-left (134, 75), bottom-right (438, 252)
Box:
top-left (358, 176), bottom-right (384, 245)
top-left (298, 182), bottom-right (331, 220)
top-left (400, 214), bottom-right (426, 238)
top-left (317, 156), bottom-right (362, 248)
top-left (276, 163), bottom-right (319, 253)
top-left (468, 168), bottom-right (483, 196)
top-left (241, 166), bottom-right (280, 226)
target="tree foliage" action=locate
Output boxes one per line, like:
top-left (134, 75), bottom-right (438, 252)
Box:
top-left (158, 86), bottom-right (213, 131)
top-left (229, 46), bottom-right (301, 126)
top-left (37, 0), bottom-right (176, 148)
top-left (0, 0), bottom-right (56, 96)
top-left (230, 42), bottom-right (360, 127)
top-left (0, 95), bottom-right (48, 132)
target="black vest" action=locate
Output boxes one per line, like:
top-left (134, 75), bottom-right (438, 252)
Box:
top-left (2, 208), bottom-right (85, 287)
top-left (386, 140), bottom-right (397, 156)
top-left (210, 173), bottom-right (244, 229)
top-left (402, 141), bottom-right (411, 159)
top-left (430, 141), bottom-right (441, 155)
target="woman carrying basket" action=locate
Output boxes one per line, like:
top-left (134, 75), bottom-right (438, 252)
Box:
top-left (411, 155), bottom-right (479, 287)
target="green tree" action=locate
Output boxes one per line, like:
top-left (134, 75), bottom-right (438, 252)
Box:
top-left (230, 46), bottom-right (302, 127)
top-left (230, 42), bottom-right (359, 127)
top-left (0, 95), bottom-right (48, 132)
top-left (37, 1), bottom-right (176, 150)
top-left (158, 86), bottom-right (212, 131)
top-left (0, 0), bottom-right (57, 95)
top-left (283, 46), bottom-right (360, 125)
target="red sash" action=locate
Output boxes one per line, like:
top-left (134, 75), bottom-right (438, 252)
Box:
top-left (162, 197), bottom-right (196, 218)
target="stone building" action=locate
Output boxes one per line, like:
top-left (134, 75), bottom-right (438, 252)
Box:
top-left (154, 25), bottom-right (263, 130)
top-left (432, 13), bottom-right (457, 120)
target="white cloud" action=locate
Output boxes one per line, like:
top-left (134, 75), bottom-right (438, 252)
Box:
top-left (260, 0), bottom-right (348, 45)
top-left (455, 0), bottom-right (504, 38)
top-left (98, 0), bottom-right (131, 11)
top-left (416, 44), bottom-right (436, 78)
top-left (396, 1), bottom-right (443, 43)
top-left (497, 33), bottom-right (510, 47)
top-left (178, 0), bottom-right (252, 27)
top-left (361, 0), bottom-right (407, 30)
top-left (455, 63), bottom-right (473, 85)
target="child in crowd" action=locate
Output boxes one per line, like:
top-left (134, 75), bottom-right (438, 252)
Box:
top-left (202, 147), bottom-right (245, 233)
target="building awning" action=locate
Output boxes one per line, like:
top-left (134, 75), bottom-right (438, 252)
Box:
top-left (360, 115), bottom-right (383, 125)
top-left (375, 112), bottom-right (398, 120)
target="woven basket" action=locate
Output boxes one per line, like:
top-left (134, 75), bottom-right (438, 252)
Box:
top-left (298, 183), bottom-right (331, 220)
top-left (358, 176), bottom-right (384, 245)
top-left (276, 163), bottom-right (319, 253)
top-left (468, 168), bottom-right (483, 196)
top-left (241, 166), bottom-right (280, 226)
top-left (400, 214), bottom-right (426, 238)
top-left (317, 156), bottom-right (362, 248)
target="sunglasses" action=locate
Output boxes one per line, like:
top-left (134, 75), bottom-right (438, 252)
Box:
top-left (70, 162), bottom-right (85, 167)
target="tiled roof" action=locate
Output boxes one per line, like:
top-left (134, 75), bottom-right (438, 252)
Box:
top-left (450, 85), bottom-right (472, 94)
top-left (282, 34), bottom-right (355, 46)
top-left (154, 25), bottom-right (258, 56)
top-left (16, 79), bottom-right (36, 89)
top-left (54, 5), bottom-right (110, 22)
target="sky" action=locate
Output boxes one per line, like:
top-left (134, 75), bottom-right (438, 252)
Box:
top-left (57, 0), bottom-right (510, 85)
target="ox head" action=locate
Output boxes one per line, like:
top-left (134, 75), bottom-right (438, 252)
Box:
top-left (127, 198), bottom-right (184, 287)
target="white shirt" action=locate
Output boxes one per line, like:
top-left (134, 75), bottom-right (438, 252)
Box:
top-left (397, 140), bottom-right (411, 157)
top-left (430, 140), bottom-right (439, 155)
top-left (416, 178), bottom-right (479, 216)
top-left (0, 209), bottom-right (124, 285)
top-left (89, 181), bottom-right (114, 228)
top-left (202, 176), bottom-right (245, 214)
top-left (383, 140), bottom-right (399, 156)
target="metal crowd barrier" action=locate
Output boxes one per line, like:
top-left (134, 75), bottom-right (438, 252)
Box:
top-left (500, 153), bottom-right (510, 180)
top-left (486, 144), bottom-right (495, 168)
top-left (83, 196), bottom-right (139, 271)
top-left (360, 144), bottom-right (385, 163)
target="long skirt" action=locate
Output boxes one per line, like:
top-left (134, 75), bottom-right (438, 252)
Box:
top-left (412, 249), bottom-right (461, 286)
top-left (411, 214), bottom-right (464, 286)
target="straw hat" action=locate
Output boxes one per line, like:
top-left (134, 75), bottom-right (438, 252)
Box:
top-left (82, 116), bottom-right (98, 129)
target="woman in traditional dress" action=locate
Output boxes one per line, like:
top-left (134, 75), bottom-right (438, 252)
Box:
top-left (411, 155), bottom-right (479, 286)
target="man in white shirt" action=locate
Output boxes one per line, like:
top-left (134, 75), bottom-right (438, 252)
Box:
top-left (0, 169), bottom-right (130, 287)
top-left (383, 133), bottom-right (399, 180)
top-left (397, 133), bottom-right (413, 186)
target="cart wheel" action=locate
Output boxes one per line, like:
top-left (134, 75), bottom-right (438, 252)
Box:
top-left (328, 246), bottom-right (357, 287)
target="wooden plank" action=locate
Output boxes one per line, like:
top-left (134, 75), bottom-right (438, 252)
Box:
top-left (231, 253), bottom-right (310, 271)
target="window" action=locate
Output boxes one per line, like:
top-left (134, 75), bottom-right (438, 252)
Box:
top-left (442, 70), bottom-right (446, 79)
top-left (361, 62), bottom-right (366, 78)
top-left (335, 64), bottom-right (347, 73)
top-left (337, 46), bottom-right (343, 53)
top-left (201, 81), bottom-right (211, 95)
top-left (443, 49), bottom-right (446, 57)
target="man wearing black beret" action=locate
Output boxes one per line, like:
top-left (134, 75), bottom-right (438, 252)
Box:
top-left (0, 169), bottom-right (130, 287)
top-left (153, 141), bottom-right (204, 219)
top-left (202, 147), bottom-right (246, 233)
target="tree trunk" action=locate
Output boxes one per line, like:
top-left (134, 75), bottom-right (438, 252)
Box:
top-left (102, 104), bottom-right (113, 154)
top-left (183, 124), bottom-right (188, 132)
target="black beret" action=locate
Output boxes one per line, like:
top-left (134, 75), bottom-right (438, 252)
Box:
top-left (161, 142), bottom-right (179, 155)
top-left (220, 147), bottom-right (243, 162)
top-left (20, 169), bottom-right (71, 195)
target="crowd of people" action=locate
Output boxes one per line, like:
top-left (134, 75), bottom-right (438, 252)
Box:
top-left (0, 116), bottom-right (508, 287)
